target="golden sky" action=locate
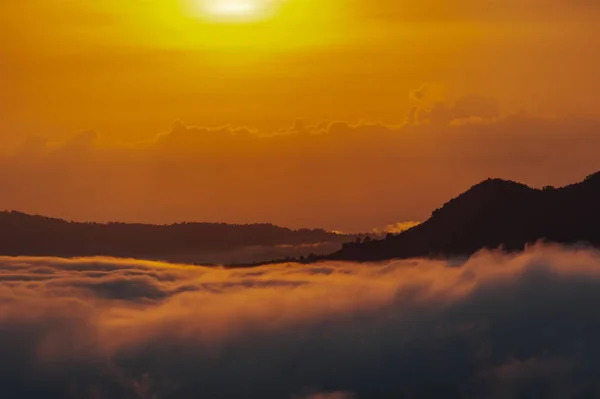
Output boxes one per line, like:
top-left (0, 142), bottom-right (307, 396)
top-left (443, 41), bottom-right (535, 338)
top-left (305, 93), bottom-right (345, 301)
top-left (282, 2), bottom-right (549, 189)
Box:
top-left (1, 0), bottom-right (600, 231)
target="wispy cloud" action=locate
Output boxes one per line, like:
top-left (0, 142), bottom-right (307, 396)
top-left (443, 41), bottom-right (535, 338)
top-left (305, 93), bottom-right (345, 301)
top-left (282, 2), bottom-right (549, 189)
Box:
top-left (372, 221), bottom-right (422, 235)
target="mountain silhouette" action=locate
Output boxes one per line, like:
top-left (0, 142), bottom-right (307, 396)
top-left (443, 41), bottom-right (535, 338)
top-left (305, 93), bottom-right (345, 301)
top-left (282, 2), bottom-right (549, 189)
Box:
top-left (323, 171), bottom-right (600, 262)
top-left (0, 212), bottom-right (350, 260)
top-left (3, 172), bottom-right (600, 264)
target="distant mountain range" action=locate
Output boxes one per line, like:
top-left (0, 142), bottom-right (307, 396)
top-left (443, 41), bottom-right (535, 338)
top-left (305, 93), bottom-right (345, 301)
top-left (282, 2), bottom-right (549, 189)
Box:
top-left (4, 171), bottom-right (600, 264)
top-left (322, 171), bottom-right (600, 262)
top-left (0, 212), bottom-right (351, 261)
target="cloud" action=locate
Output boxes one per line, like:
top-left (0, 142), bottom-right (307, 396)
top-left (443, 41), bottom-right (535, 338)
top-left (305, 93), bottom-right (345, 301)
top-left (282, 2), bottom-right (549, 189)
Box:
top-left (1, 105), bottom-right (600, 233)
top-left (406, 85), bottom-right (500, 126)
top-left (3, 245), bottom-right (600, 397)
top-left (373, 221), bottom-right (422, 235)
top-left (155, 119), bottom-right (256, 149)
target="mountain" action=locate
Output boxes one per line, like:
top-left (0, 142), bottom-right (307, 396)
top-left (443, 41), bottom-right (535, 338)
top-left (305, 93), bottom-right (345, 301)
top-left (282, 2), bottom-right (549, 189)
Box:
top-left (4, 172), bottom-right (600, 265)
top-left (0, 212), bottom-right (350, 261)
top-left (325, 172), bottom-right (600, 262)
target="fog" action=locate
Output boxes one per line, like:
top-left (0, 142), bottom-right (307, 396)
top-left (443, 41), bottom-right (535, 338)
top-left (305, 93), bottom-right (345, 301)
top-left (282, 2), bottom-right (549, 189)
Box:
top-left (2, 244), bottom-right (600, 398)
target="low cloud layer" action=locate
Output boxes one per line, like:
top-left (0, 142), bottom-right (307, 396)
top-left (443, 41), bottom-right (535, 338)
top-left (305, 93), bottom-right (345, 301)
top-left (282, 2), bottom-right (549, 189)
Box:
top-left (3, 244), bottom-right (600, 398)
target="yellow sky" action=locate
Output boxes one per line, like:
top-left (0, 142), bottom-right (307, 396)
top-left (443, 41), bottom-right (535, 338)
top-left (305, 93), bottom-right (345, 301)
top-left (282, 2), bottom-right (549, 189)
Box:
top-left (1, 0), bottom-right (600, 230)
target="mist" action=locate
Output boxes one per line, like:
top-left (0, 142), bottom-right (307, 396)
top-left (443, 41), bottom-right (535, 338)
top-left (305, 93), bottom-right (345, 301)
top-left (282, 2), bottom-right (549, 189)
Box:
top-left (2, 244), bottom-right (600, 398)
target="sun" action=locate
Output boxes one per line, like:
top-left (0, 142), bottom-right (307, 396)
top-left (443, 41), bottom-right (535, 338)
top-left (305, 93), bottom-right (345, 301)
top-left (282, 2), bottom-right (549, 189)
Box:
top-left (170, 0), bottom-right (345, 51)
top-left (187, 0), bottom-right (277, 22)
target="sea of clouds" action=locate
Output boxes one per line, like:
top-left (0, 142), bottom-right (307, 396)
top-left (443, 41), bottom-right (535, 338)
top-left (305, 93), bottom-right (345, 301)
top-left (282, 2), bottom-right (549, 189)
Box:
top-left (2, 244), bottom-right (600, 398)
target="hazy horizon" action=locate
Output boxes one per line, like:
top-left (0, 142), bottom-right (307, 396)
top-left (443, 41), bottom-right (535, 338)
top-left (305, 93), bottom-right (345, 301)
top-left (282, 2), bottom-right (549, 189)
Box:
top-left (1, 118), bottom-right (599, 232)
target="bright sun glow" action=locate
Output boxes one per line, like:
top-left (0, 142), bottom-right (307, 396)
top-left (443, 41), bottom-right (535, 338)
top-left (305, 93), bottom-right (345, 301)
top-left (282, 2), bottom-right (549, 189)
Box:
top-left (189, 0), bottom-right (276, 22)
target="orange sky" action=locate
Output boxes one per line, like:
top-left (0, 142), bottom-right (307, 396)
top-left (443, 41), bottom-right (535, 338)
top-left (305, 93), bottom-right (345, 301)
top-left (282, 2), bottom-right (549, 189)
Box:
top-left (1, 0), bottom-right (600, 231)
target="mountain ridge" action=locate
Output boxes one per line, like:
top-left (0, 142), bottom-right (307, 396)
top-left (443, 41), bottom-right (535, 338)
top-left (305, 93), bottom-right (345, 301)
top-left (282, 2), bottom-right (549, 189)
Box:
top-left (0, 211), bottom-right (352, 260)
top-left (3, 172), bottom-right (600, 265)
top-left (323, 171), bottom-right (600, 262)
